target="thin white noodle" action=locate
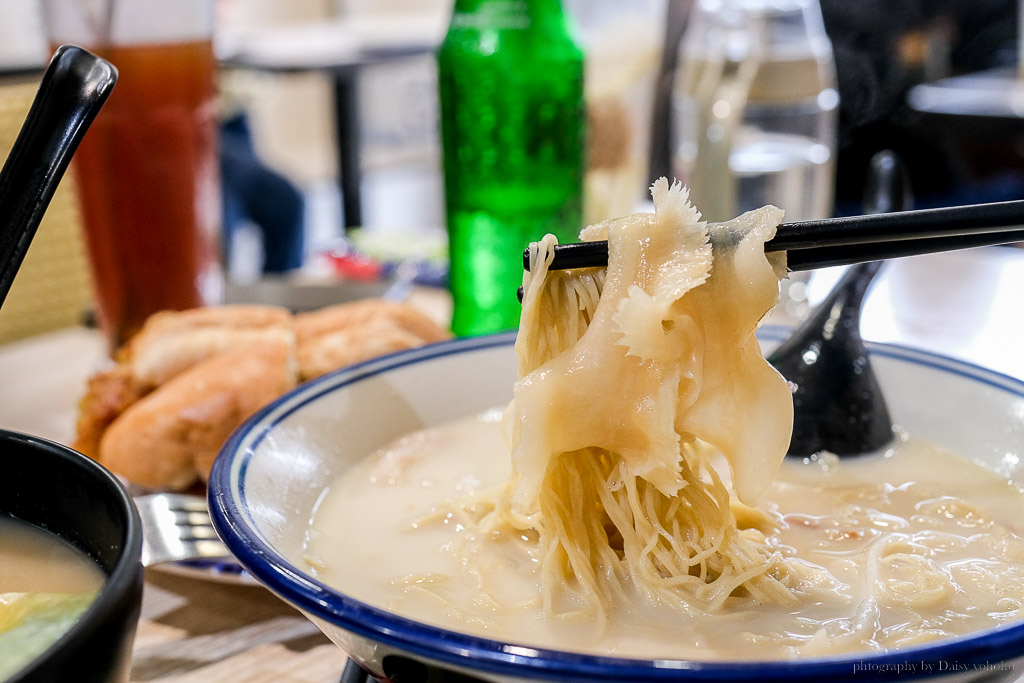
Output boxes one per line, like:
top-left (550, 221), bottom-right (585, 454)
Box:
top-left (466, 202), bottom-right (800, 623)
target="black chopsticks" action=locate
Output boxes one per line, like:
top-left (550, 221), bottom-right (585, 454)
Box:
top-left (522, 199), bottom-right (1024, 273)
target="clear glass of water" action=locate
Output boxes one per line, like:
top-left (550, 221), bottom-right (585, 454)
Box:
top-left (670, 0), bottom-right (839, 224)
top-left (670, 0), bottom-right (839, 320)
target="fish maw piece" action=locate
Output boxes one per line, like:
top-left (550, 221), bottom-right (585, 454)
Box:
top-left (674, 205), bottom-right (793, 504)
top-left (512, 179), bottom-right (712, 508)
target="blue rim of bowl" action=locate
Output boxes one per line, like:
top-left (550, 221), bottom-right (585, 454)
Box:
top-left (209, 330), bottom-right (1024, 682)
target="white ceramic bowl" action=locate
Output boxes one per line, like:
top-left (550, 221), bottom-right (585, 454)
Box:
top-left (209, 328), bottom-right (1024, 683)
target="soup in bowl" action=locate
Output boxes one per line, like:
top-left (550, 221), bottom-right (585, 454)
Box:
top-left (1, 430), bottom-right (143, 683)
top-left (209, 329), bottom-right (1024, 682)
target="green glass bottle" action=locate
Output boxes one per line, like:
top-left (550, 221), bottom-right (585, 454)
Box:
top-left (438, 0), bottom-right (585, 337)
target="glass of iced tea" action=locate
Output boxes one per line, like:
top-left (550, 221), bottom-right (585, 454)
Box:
top-left (41, 0), bottom-right (222, 351)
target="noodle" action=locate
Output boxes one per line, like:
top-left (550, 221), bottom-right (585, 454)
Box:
top-left (469, 179), bottom-right (799, 620)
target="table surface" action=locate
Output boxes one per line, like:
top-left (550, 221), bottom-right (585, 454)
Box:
top-left (1, 251), bottom-right (1023, 680)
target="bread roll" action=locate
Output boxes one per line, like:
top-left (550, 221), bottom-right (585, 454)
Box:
top-left (73, 365), bottom-right (146, 460)
top-left (98, 339), bottom-right (297, 490)
top-left (295, 300), bottom-right (451, 379)
top-left (126, 305), bottom-right (293, 387)
top-left (74, 304), bottom-right (293, 461)
top-left (76, 299), bottom-right (451, 490)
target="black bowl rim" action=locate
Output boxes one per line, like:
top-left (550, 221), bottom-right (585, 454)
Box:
top-left (210, 330), bottom-right (1024, 682)
top-left (2, 428), bottom-right (143, 681)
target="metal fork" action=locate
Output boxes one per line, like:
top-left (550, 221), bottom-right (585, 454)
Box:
top-left (135, 492), bottom-right (232, 567)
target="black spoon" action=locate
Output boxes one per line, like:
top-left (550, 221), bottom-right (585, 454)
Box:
top-left (0, 45), bottom-right (117, 307)
top-left (768, 151), bottom-right (909, 457)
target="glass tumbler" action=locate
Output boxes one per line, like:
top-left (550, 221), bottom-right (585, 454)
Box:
top-left (671, 0), bottom-right (839, 225)
top-left (42, 0), bottom-right (222, 351)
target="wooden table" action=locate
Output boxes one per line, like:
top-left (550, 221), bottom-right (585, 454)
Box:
top-left (132, 570), bottom-right (346, 682)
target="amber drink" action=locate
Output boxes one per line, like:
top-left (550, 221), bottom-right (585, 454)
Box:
top-left (42, 0), bottom-right (221, 350)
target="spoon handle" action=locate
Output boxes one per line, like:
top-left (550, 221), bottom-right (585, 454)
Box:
top-left (0, 45), bottom-right (117, 308)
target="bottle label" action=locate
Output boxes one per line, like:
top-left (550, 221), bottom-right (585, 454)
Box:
top-left (451, 0), bottom-right (530, 30)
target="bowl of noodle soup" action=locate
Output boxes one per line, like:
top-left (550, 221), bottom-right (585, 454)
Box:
top-left (209, 329), bottom-right (1024, 682)
top-left (211, 184), bottom-right (1024, 682)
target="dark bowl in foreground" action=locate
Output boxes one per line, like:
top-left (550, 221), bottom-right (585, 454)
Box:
top-left (1, 429), bottom-right (143, 683)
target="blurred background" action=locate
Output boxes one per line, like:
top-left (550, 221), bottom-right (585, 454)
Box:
top-left (0, 0), bottom-right (1019, 340)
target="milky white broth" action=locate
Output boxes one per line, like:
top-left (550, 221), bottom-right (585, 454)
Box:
top-left (303, 409), bottom-right (1024, 660)
top-left (0, 516), bottom-right (104, 595)
top-left (0, 515), bottom-right (105, 679)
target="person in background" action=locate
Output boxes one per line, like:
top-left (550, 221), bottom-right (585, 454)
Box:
top-left (220, 112), bottom-right (306, 274)
top-left (820, 0), bottom-right (1019, 213)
